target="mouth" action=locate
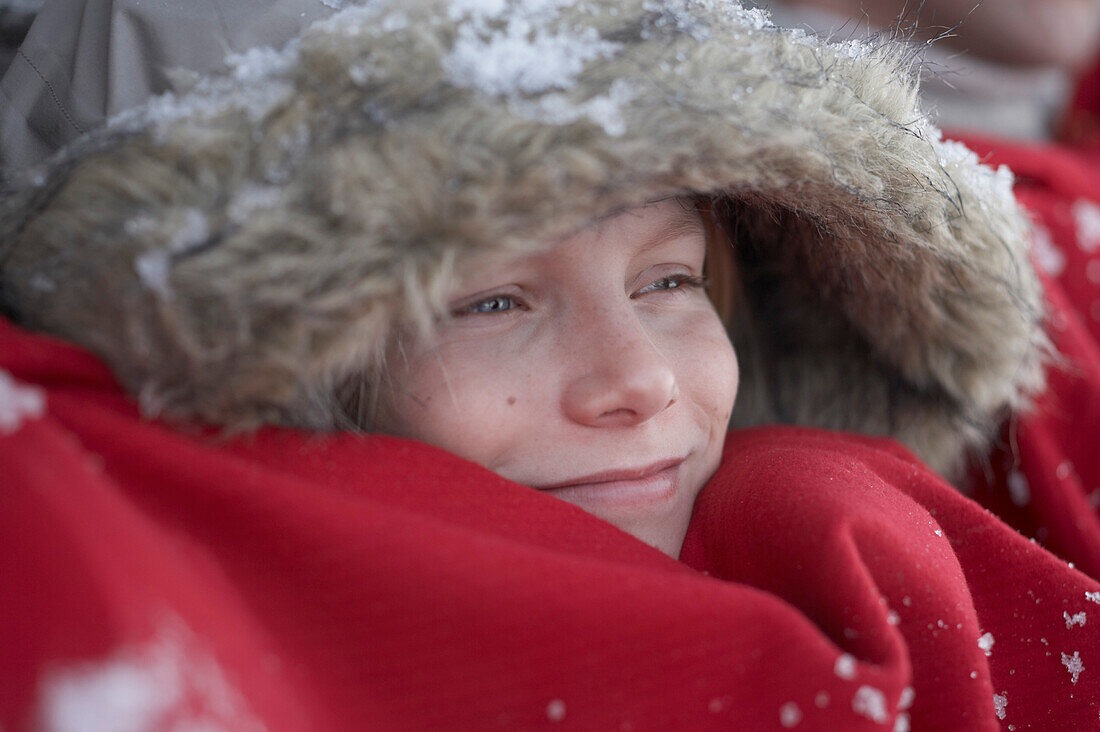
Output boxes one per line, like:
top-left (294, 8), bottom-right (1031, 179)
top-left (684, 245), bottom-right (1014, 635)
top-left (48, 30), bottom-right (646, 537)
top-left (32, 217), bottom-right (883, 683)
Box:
top-left (534, 457), bottom-right (686, 509)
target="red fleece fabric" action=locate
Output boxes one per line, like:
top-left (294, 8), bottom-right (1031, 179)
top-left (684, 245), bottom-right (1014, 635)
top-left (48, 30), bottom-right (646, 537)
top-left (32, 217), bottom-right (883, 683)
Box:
top-left (954, 134), bottom-right (1100, 582)
top-left (2, 316), bottom-right (1098, 731)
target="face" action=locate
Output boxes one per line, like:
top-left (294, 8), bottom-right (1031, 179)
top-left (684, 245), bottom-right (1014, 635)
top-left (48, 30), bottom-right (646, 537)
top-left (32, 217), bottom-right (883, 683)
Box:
top-left (377, 199), bottom-right (739, 557)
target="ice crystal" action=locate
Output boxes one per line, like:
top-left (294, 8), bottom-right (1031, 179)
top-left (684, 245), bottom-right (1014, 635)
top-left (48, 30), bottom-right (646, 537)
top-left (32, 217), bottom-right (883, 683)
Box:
top-left (735, 6), bottom-right (772, 31)
top-left (779, 702), bottom-right (801, 728)
top-left (0, 370), bottom-right (46, 435)
top-left (834, 653), bottom-right (857, 680)
top-left (37, 618), bottom-right (260, 732)
top-left (133, 209), bottom-right (211, 297)
top-left (228, 185), bottom-right (284, 225)
top-left (546, 698), bottom-right (566, 722)
top-left (1073, 199), bottom-right (1100, 253)
top-left (444, 1), bottom-right (619, 97)
top-left (1030, 226), bottom-right (1067, 277)
top-left (978, 632), bottom-right (995, 657)
top-left (1065, 611), bottom-right (1087, 629)
top-left (851, 685), bottom-right (888, 724)
top-left (923, 125), bottom-right (1016, 212)
top-left (511, 79), bottom-right (635, 136)
top-left (993, 692), bottom-right (1007, 720)
top-left (1062, 651), bottom-right (1083, 684)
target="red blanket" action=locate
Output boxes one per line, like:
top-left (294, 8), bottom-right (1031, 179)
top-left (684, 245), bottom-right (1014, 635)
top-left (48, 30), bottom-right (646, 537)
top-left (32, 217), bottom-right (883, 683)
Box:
top-left (2, 311), bottom-right (1098, 731)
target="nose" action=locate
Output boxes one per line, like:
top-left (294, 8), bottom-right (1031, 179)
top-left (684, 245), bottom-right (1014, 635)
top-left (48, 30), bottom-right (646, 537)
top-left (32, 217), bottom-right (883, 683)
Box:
top-left (560, 306), bottom-right (677, 428)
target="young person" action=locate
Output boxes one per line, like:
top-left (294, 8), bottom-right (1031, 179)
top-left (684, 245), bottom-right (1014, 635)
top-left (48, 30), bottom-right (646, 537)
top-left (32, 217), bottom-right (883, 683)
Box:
top-left (373, 198), bottom-right (738, 557)
top-left (2, 0), bottom-right (1096, 728)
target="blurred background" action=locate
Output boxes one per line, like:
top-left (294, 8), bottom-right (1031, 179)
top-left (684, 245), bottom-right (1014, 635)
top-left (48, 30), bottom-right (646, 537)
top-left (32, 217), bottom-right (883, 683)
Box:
top-left (3, 0), bottom-right (1100, 144)
top-left (746, 0), bottom-right (1100, 141)
top-left (0, 0), bottom-right (41, 73)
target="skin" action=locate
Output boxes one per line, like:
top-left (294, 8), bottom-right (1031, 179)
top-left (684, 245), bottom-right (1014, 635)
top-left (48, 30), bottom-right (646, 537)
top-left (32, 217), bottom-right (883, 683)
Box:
top-left (791, 0), bottom-right (1100, 71)
top-left (376, 199), bottom-right (739, 557)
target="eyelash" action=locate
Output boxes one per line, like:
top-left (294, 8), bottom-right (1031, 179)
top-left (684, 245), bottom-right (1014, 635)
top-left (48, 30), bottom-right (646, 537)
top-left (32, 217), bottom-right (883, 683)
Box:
top-left (630, 274), bottom-right (709, 298)
top-left (453, 274), bottom-right (708, 316)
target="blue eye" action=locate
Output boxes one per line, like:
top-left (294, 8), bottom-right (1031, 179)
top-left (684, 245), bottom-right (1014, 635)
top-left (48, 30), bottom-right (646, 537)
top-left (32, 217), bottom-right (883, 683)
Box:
top-left (459, 295), bottom-right (518, 315)
top-left (633, 274), bottom-right (708, 297)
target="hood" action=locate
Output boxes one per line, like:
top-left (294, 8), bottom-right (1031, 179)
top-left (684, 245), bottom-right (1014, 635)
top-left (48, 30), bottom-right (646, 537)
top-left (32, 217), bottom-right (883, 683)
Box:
top-left (0, 0), bottom-right (1046, 479)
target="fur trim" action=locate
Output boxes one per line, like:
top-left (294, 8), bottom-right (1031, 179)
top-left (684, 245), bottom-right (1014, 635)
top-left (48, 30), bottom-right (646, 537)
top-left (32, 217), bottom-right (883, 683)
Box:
top-left (0, 0), bottom-right (1046, 478)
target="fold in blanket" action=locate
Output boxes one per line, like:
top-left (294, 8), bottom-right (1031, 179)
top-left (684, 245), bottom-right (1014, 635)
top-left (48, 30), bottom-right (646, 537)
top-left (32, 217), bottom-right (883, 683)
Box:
top-left (2, 316), bottom-right (1096, 730)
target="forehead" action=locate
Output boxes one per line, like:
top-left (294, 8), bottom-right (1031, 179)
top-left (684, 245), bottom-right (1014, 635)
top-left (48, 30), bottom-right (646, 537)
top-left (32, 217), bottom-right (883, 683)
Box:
top-left (453, 199), bottom-right (706, 286)
top-left (587, 199), bottom-right (706, 247)
top-left (543, 199), bottom-right (707, 274)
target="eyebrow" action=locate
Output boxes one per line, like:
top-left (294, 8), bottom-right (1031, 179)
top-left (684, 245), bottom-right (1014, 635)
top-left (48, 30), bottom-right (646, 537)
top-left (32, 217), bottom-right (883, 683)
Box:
top-left (635, 204), bottom-right (706, 256)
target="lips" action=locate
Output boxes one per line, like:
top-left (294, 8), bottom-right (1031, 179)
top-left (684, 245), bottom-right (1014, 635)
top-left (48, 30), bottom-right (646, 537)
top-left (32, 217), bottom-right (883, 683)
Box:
top-left (535, 457), bottom-right (686, 509)
top-left (537, 458), bottom-right (685, 490)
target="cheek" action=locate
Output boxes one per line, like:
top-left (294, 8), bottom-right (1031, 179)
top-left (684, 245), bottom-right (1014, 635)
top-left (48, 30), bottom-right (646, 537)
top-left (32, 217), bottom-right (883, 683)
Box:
top-left (668, 311), bottom-right (738, 427)
top-left (377, 344), bottom-right (536, 468)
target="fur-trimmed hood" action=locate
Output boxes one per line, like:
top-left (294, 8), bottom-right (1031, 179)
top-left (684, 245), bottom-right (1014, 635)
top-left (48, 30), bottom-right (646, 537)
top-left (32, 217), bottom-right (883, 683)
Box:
top-left (0, 0), bottom-right (1046, 479)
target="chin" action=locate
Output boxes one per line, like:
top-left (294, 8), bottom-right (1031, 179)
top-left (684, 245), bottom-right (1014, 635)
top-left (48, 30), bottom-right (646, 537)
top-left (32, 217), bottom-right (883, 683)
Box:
top-left (624, 516), bottom-right (693, 559)
top-left (542, 457), bottom-right (704, 558)
top-left (581, 492), bottom-right (697, 559)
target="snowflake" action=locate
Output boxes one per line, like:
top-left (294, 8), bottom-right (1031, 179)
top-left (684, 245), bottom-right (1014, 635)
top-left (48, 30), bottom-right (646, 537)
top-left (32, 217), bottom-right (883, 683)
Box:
top-left (993, 692), bottom-right (1007, 720)
top-left (834, 653), bottom-right (857, 680)
top-left (1065, 611), bottom-right (1087, 629)
top-left (1062, 652), bottom-right (1084, 684)
top-left (1087, 259), bottom-right (1100, 285)
top-left (852, 685), bottom-right (888, 723)
top-left (227, 185), bottom-right (284, 225)
top-left (546, 698), bottom-right (566, 722)
top-left (1073, 198), bottom-right (1100, 253)
top-left (0, 370), bottom-right (46, 435)
top-left (132, 209), bottom-right (211, 298)
top-left (978, 632), bottom-right (995, 657)
top-left (511, 78), bottom-right (635, 136)
top-left (779, 701), bottom-right (802, 728)
top-left (444, 2), bottom-right (620, 97)
top-left (37, 617), bottom-right (261, 732)
top-left (1030, 223), bottom-right (1065, 277)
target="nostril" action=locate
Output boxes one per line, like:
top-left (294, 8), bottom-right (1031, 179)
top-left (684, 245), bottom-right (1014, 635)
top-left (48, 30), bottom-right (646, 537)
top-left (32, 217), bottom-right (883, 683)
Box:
top-left (599, 407), bottom-right (636, 421)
